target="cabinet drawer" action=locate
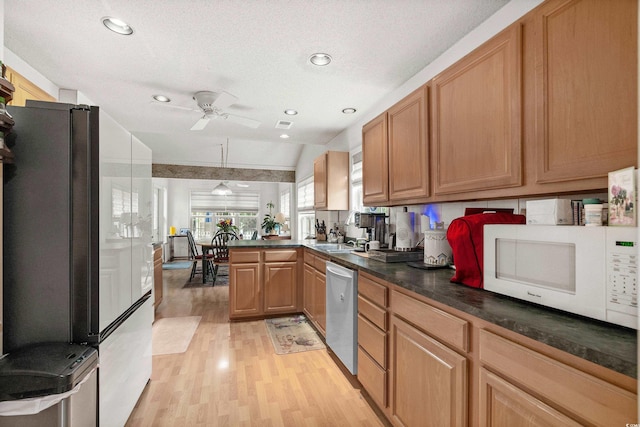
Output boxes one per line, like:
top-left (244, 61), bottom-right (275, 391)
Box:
top-left (230, 250), bottom-right (260, 263)
top-left (392, 290), bottom-right (469, 353)
top-left (358, 273), bottom-right (388, 307)
top-left (304, 250), bottom-right (315, 266)
top-left (358, 314), bottom-right (386, 368)
top-left (479, 329), bottom-right (636, 426)
top-left (314, 256), bottom-right (326, 273)
top-left (357, 346), bottom-right (387, 408)
top-left (358, 295), bottom-right (386, 330)
top-left (264, 249), bottom-right (298, 262)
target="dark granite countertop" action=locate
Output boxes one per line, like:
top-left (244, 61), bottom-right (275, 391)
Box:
top-left (228, 239), bottom-right (637, 378)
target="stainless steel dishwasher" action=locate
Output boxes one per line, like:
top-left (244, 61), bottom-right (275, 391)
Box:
top-left (325, 261), bottom-right (358, 375)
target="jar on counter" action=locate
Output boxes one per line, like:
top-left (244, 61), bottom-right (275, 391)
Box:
top-left (584, 202), bottom-right (603, 226)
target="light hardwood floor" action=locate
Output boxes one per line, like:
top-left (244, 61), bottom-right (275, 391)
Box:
top-left (126, 268), bottom-right (386, 426)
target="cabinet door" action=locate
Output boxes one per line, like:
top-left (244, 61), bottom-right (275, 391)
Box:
top-left (229, 263), bottom-right (261, 318)
top-left (263, 262), bottom-right (298, 314)
top-left (388, 85), bottom-right (429, 202)
top-left (362, 112), bottom-right (389, 205)
top-left (313, 153), bottom-right (327, 209)
top-left (532, 0), bottom-right (637, 184)
top-left (478, 368), bottom-right (581, 427)
top-left (314, 271), bottom-right (326, 335)
top-left (6, 66), bottom-right (56, 106)
top-left (390, 317), bottom-right (467, 427)
top-left (432, 24), bottom-right (522, 195)
top-left (303, 263), bottom-right (315, 321)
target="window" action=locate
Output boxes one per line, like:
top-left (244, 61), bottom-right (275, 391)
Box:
top-left (297, 176), bottom-right (315, 239)
top-left (189, 191), bottom-right (259, 240)
top-left (351, 151), bottom-right (363, 212)
top-left (280, 189), bottom-right (291, 221)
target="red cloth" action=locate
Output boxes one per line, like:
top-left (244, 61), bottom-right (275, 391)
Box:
top-left (446, 213), bottom-right (525, 288)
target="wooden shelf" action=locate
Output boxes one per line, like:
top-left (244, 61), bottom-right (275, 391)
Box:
top-left (0, 78), bottom-right (15, 104)
top-left (0, 147), bottom-right (14, 164)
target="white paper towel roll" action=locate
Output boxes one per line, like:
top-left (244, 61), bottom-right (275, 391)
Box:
top-left (396, 211), bottom-right (414, 249)
top-left (420, 214), bottom-right (431, 233)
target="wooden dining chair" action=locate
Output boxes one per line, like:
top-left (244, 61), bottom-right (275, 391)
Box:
top-left (210, 231), bottom-right (238, 285)
top-left (186, 230), bottom-right (214, 282)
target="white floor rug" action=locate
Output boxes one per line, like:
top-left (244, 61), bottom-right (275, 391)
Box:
top-left (152, 316), bottom-right (201, 355)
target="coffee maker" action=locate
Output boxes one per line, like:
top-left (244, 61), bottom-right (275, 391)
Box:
top-left (355, 212), bottom-right (387, 247)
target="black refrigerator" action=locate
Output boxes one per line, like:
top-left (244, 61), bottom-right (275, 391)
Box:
top-left (4, 100), bottom-right (153, 426)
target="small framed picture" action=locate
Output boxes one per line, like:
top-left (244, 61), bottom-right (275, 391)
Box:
top-left (608, 166), bottom-right (636, 226)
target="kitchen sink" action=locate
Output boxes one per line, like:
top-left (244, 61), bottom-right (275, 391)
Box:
top-left (313, 244), bottom-right (356, 253)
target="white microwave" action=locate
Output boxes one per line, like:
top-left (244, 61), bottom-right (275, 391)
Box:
top-left (484, 225), bottom-right (638, 329)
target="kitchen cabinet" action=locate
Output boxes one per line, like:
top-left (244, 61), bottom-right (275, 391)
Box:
top-left (389, 290), bottom-right (468, 427)
top-left (478, 329), bottom-right (636, 426)
top-left (357, 272), bottom-right (389, 411)
top-left (362, 85), bottom-right (429, 206)
top-left (314, 151), bottom-right (349, 211)
top-left (431, 24), bottom-right (522, 196)
top-left (303, 249), bottom-right (326, 336)
top-left (263, 250), bottom-right (298, 314)
top-left (6, 66), bottom-right (55, 107)
top-left (229, 248), bottom-right (301, 320)
top-left (529, 0), bottom-right (637, 188)
top-left (153, 245), bottom-right (163, 313)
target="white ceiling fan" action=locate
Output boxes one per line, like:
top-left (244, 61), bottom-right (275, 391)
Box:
top-left (166, 91), bottom-right (261, 131)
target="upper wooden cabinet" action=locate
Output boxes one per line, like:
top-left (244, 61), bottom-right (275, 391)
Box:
top-left (362, 112), bottom-right (389, 205)
top-left (388, 86), bottom-right (429, 202)
top-left (6, 66), bottom-right (55, 107)
top-left (314, 151), bottom-right (349, 211)
top-left (431, 24), bottom-right (523, 196)
top-left (363, 85), bottom-right (429, 206)
top-left (531, 0), bottom-right (637, 186)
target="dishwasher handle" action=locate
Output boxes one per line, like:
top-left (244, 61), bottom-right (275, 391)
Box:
top-left (326, 262), bottom-right (354, 279)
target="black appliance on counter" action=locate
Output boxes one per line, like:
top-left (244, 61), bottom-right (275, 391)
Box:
top-left (354, 212), bottom-right (387, 246)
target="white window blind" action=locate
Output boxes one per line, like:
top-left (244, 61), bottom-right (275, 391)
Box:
top-left (351, 152), bottom-right (363, 212)
top-left (190, 191), bottom-right (259, 212)
top-left (297, 176), bottom-right (314, 210)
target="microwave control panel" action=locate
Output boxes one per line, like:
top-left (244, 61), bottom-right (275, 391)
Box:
top-left (606, 227), bottom-right (638, 328)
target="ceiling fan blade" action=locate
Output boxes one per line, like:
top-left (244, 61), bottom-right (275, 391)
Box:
top-left (190, 116), bottom-right (211, 131)
top-left (212, 91), bottom-right (238, 109)
top-left (224, 114), bottom-right (261, 129)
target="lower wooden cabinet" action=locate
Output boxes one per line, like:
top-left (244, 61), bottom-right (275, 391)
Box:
top-left (264, 262), bottom-right (298, 314)
top-left (478, 329), bottom-right (637, 426)
top-left (390, 316), bottom-right (468, 427)
top-left (153, 245), bottom-right (163, 313)
top-left (478, 368), bottom-right (581, 427)
top-left (229, 248), bottom-right (301, 320)
top-left (303, 250), bottom-right (326, 336)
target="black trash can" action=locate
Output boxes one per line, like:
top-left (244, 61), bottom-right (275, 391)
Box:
top-left (0, 343), bottom-right (98, 427)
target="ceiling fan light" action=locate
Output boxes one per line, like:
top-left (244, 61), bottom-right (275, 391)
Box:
top-left (153, 94), bottom-right (171, 103)
top-left (102, 17), bottom-right (134, 35)
top-left (309, 53), bottom-right (332, 66)
top-left (212, 182), bottom-right (232, 195)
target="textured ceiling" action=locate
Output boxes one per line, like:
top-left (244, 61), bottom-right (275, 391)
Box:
top-left (4, 0), bottom-right (509, 170)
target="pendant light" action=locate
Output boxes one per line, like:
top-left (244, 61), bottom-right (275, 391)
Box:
top-left (212, 139), bottom-right (232, 195)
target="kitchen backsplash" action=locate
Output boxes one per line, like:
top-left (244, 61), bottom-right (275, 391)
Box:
top-left (327, 192), bottom-right (609, 243)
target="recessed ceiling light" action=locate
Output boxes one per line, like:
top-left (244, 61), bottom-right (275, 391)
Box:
top-left (342, 108), bottom-right (357, 114)
top-left (280, 134), bottom-right (290, 139)
top-left (309, 53), bottom-right (332, 66)
top-left (284, 109), bottom-right (298, 115)
top-left (102, 17), bottom-right (134, 35)
top-left (153, 95), bottom-right (171, 103)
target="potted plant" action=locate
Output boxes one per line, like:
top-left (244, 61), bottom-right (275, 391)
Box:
top-left (216, 218), bottom-right (238, 234)
top-left (261, 201), bottom-right (278, 235)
